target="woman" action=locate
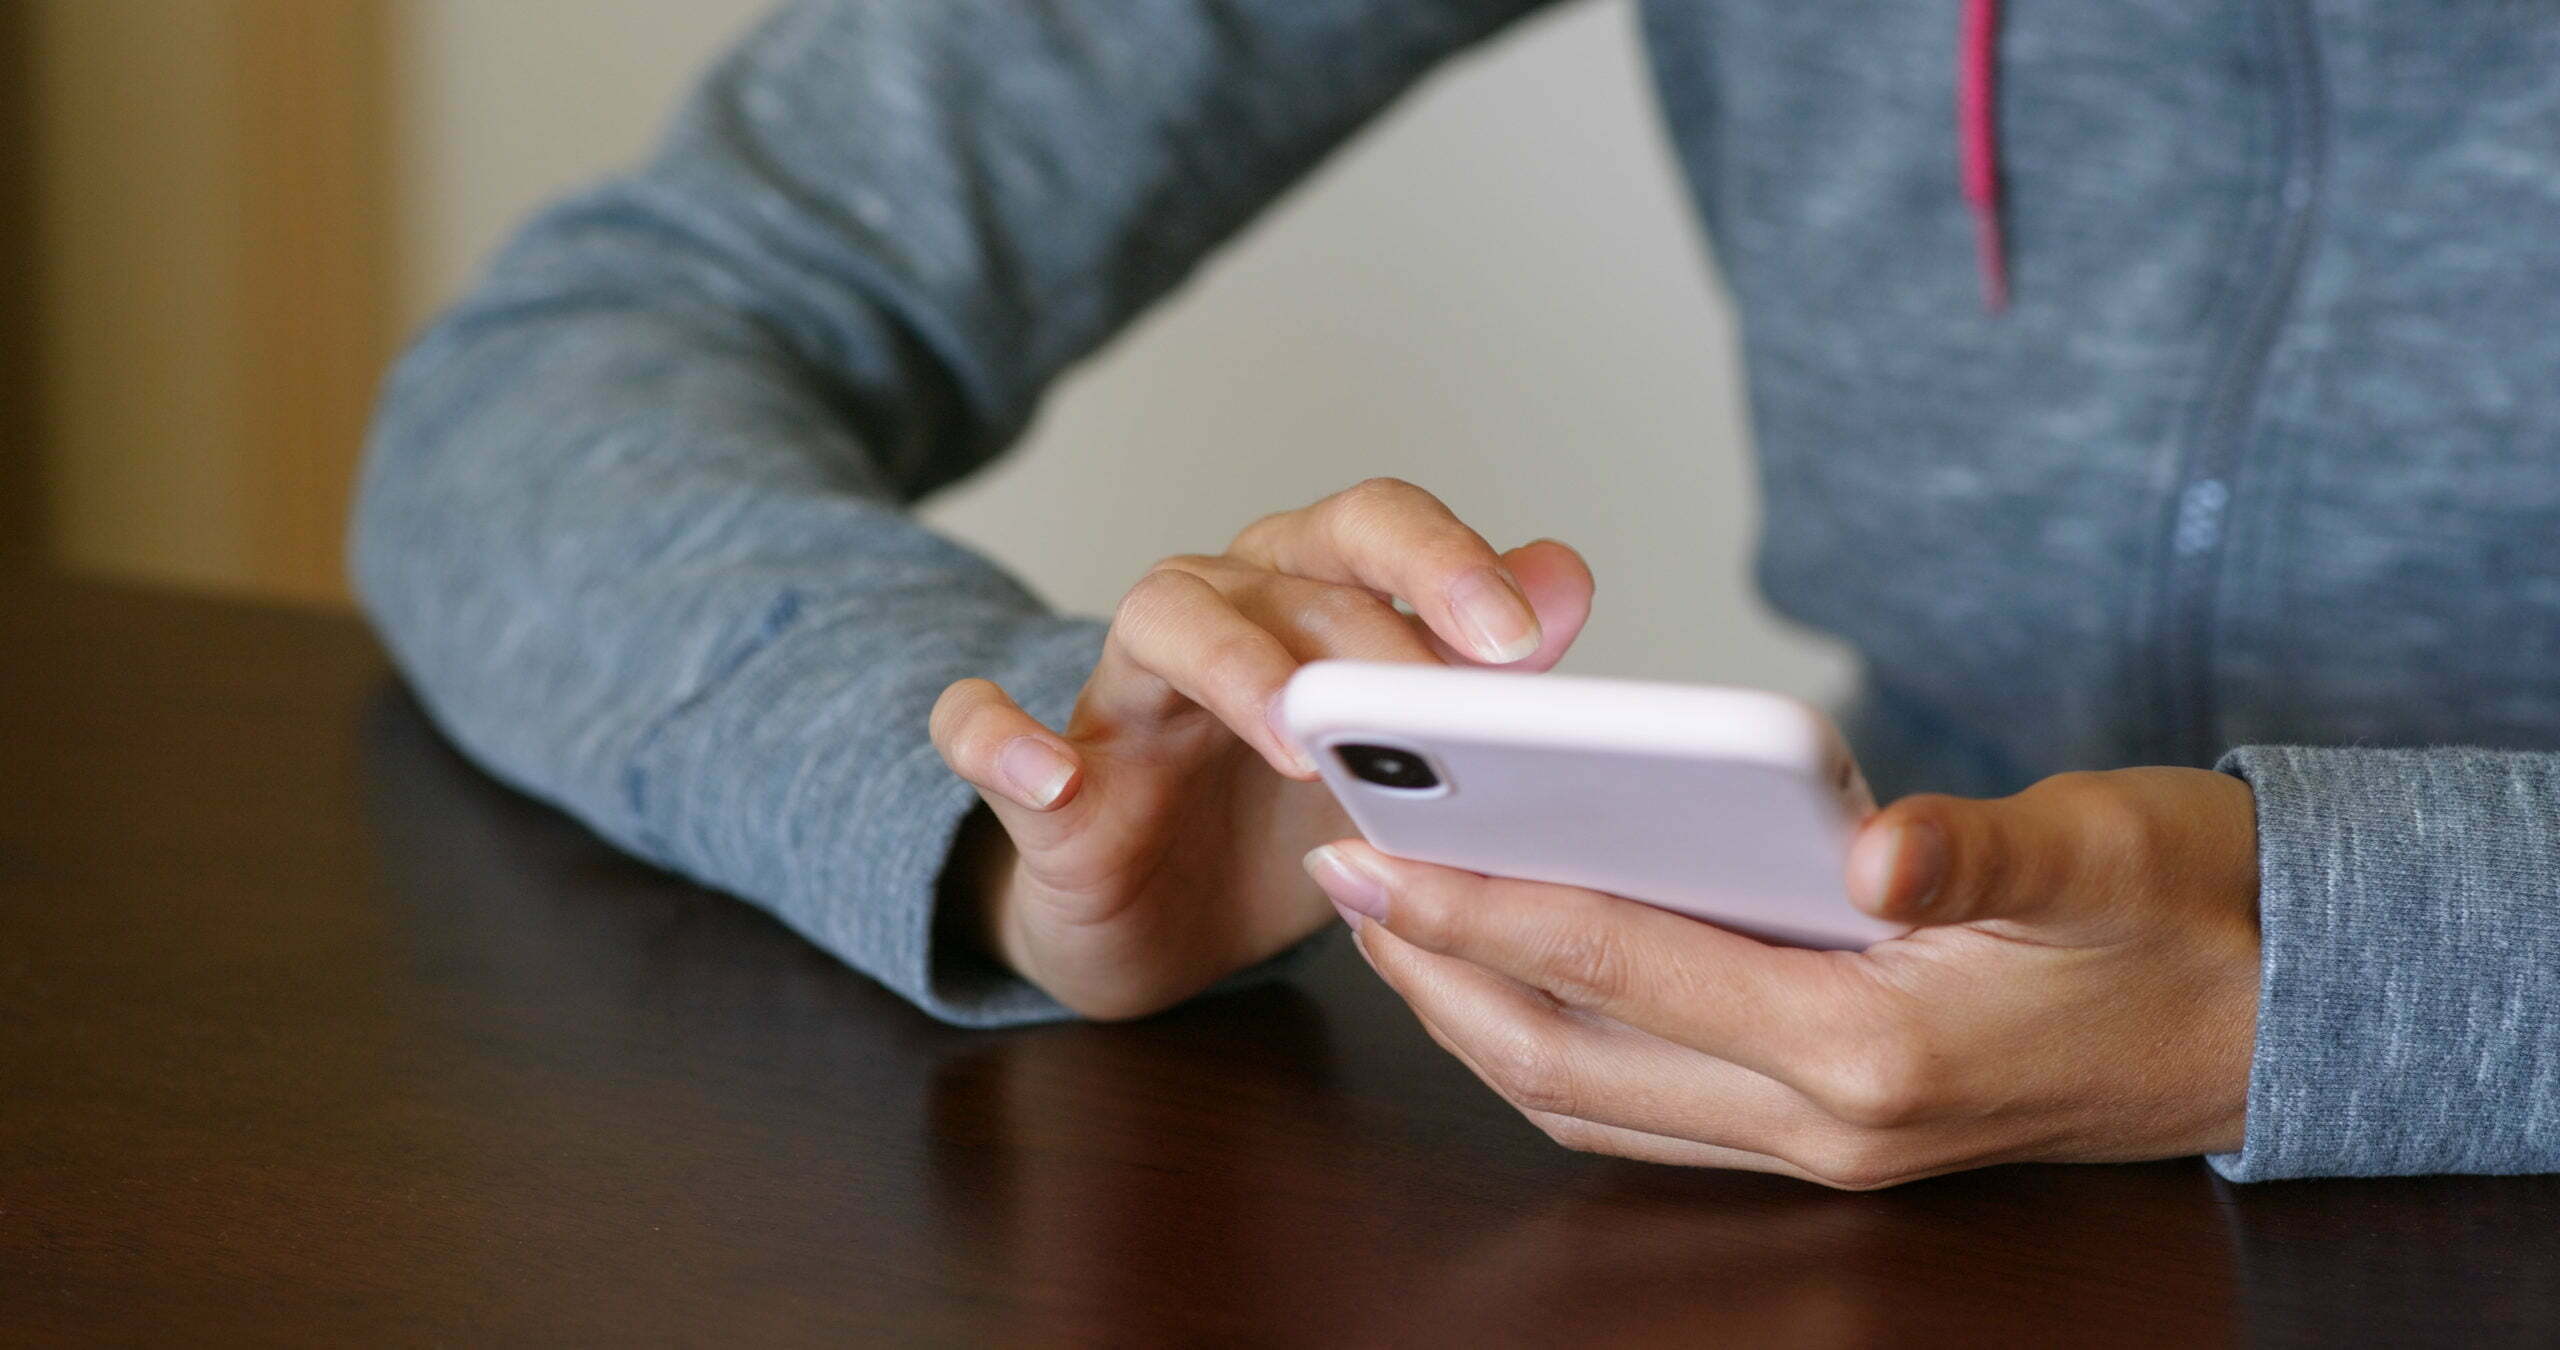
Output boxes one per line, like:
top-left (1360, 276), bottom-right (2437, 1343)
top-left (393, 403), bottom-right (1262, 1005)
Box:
top-left (358, 0), bottom-right (2560, 1185)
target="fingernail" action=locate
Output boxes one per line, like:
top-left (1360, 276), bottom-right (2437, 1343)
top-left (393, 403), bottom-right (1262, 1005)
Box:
top-left (1891, 821), bottom-right (1948, 917)
top-left (1448, 567), bottom-right (1541, 665)
top-left (997, 736), bottom-right (1076, 809)
top-left (1327, 897), bottom-right (1365, 931)
top-left (1304, 845), bottom-right (1391, 922)
top-left (1849, 819), bottom-right (1945, 918)
top-left (1847, 825), bottom-right (1895, 914)
top-left (1267, 697), bottom-right (1316, 776)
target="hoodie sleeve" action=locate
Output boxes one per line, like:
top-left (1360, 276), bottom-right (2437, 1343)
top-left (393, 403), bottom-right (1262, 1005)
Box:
top-left (2208, 745), bottom-right (2560, 1180)
top-left (353, 0), bottom-right (1554, 1027)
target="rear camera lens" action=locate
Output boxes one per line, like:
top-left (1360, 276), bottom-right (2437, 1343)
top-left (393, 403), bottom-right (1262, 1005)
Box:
top-left (1334, 743), bottom-right (1441, 791)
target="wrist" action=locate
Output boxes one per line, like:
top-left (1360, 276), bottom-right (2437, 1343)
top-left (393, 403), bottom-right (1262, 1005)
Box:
top-left (938, 804), bottom-right (1026, 976)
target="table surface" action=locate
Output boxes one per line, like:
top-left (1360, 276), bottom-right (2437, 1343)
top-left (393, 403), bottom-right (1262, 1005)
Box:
top-left (5, 575), bottom-right (2559, 1347)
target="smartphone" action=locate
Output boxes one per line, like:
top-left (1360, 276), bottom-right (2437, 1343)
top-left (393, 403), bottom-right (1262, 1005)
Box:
top-left (1280, 660), bottom-right (1899, 949)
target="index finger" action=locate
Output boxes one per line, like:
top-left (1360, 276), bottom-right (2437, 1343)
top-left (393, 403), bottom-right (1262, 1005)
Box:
top-left (1305, 840), bottom-right (1886, 1092)
top-left (1229, 478), bottom-right (1540, 666)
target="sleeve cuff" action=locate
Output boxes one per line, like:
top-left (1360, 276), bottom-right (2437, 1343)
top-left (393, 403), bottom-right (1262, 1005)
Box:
top-left (625, 609), bottom-right (1320, 1029)
top-left (624, 610), bottom-right (1106, 1029)
top-left (879, 621), bottom-right (1098, 1028)
top-left (885, 624), bottom-right (1328, 1026)
top-left (2208, 744), bottom-right (2560, 1181)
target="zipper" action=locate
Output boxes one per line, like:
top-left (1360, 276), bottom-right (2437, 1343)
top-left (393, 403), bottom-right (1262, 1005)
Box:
top-left (2152, 0), bottom-right (2326, 766)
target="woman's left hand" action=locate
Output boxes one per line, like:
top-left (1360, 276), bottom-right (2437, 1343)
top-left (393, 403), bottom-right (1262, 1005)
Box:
top-left (1305, 766), bottom-right (2262, 1189)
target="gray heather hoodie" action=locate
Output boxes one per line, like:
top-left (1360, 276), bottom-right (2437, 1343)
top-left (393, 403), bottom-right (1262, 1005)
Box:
top-left (355, 0), bottom-right (2560, 1182)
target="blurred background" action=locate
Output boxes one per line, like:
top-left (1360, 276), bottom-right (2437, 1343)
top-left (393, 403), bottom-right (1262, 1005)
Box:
top-left (5, 0), bottom-right (1849, 697)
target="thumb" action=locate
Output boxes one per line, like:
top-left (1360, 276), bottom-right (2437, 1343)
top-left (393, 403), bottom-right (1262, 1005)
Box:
top-left (1414, 540), bottom-right (1594, 673)
top-left (1498, 540), bottom-right (1594, 673)
top-left (1845, 789), bottom-right (2083, 930)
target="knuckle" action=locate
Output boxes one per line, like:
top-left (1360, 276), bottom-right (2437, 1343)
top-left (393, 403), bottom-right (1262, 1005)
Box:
top-left (1799, 1135), bottom-right (1914, 1192)
top-left (2038, 769), bottom-right (2116, 800)
top-left (2037, 769), bottom-right (2131, 821)
top-left (1534, 913), bottom-right (1636, 1011)
top-left (2037, 770), bottom-right (2159, 865)
top-left (1807, 1028), bottom-right (1937, 1130)
top-left (1330, 478), bottom-right (1440, 538)
top-left (1113, 567), bottom-right (1198, 633)
top-left (1531, 1112), bottom-right (1611, 1156)
top-left (1340, 476), bottom-right (1427, 511)
top-left (1480, 1024), bottom-right (1580, 1119)
top-left (1051, 982), bottom-right (1182, 1025)
top-left (1383, 876), bottom-right (1459, 949)
top-left (928, 679), bottom-right (984, 741)
top-left (1229, 510), bottom-right (1293, 556)
top-left (928, 681), bottom-right (1001, 759)
top-left (1291, 582), bottom-right (1393, 637)
top-left (2091, 784), bottom-right (2163, 860)
top-left (1339, 477), bottom-right (1474, 543)
top-left (1192, 630), bottom-right (1282, 699)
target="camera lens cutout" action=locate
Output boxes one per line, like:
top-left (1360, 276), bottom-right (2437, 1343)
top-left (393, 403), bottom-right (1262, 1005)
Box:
top-left (1334, 743), bottom-right (1441, 791)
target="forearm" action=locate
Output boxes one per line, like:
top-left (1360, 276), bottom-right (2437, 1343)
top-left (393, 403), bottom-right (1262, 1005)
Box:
top-left (358, 284), bottom-right (1110, 1022)
top-left (357, 0), bottom-right (1552, 1023)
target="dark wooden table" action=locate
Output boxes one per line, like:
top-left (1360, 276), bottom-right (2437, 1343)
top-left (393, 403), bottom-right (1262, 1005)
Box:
top-left (5, 576), bottom-right (2558, 1346)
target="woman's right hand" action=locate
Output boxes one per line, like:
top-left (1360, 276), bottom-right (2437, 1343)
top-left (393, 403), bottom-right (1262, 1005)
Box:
top-left (930, 479), bottom-right (1593, 1019)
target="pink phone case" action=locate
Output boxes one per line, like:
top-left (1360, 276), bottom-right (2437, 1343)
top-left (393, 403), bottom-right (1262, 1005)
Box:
top-left (1281, 661), bottom-right (1899, 949)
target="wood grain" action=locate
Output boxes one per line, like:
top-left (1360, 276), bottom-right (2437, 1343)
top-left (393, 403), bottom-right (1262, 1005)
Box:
top-left (3, 575), bottom-right (2557, 1346)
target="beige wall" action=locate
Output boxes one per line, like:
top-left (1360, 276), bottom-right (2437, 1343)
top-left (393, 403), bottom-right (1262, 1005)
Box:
top-left (27, 0), bottom-right (1845, 691)
top-left (37, 3), bottom-right (257, 593)
top-left (31, 0), bottom-right (391, 604)
top-left (394, 0), bottom-right (1848, 695)
top-left (403, 0), bottom-right (1852, 694)
top-left (391, 0), bottom-right (769, 323)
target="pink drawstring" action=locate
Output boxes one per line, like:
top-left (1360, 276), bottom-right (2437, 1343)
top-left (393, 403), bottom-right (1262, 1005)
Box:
top-left (1959, 0), bottom-right (2008, 312)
